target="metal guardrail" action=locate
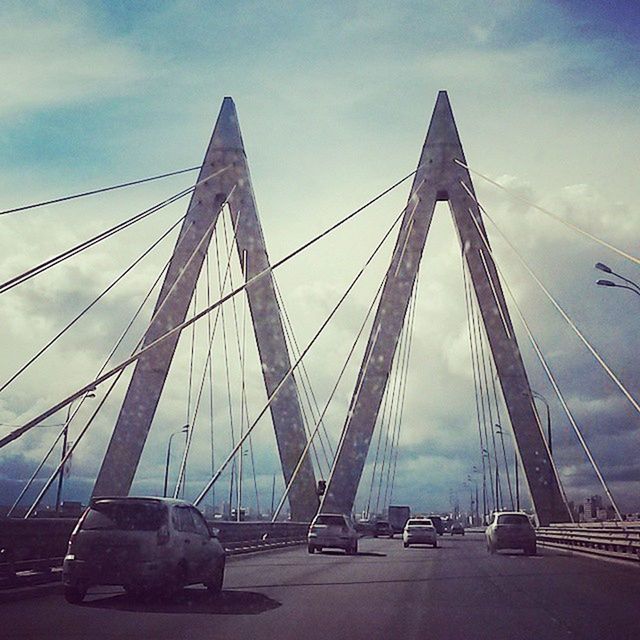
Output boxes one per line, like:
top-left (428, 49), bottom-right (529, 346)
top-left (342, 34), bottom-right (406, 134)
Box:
top-left (0, 518), bottom-right (309, 585)
top-left (537, 521), bottom-right (640, 563)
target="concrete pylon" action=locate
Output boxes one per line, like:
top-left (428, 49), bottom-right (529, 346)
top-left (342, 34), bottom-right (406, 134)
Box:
top-left (320, 91), bottom-right (570, 526)
top-left (93, 98), bottom-right (319, 521)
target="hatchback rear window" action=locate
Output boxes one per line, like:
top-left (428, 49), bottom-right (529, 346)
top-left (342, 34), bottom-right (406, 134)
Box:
top-left (81, 500), bottom-right (167, 531)
top-left (315, 515), bottom-right (346, 526)
top-left (407, 519), bottom-right (432, 526)
top-left (497, 514), bottom-right (530, 525)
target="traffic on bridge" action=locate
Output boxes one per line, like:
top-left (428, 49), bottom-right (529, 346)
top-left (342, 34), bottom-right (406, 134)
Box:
top-left (1, 3), bottom-right (639, 639)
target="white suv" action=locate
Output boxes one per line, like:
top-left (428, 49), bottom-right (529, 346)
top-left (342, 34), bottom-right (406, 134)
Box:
top-left (308, 513), bottom-right (359, 555)
top-left (62, 497), bottom-right (225, 603)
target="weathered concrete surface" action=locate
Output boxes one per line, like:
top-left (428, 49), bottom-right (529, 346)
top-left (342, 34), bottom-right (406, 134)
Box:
top-left (93, 98), bottom-right (318, 521)
top-left (321, 91), bottom-right (569, 525)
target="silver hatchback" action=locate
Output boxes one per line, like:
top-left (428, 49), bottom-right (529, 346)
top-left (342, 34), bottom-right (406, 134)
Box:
top-left (486, 511), bottom-right (536, 555)
top-left (308, 513), bottom-right (359, 555)
top-left (62, 497), bottom-right (226, 603)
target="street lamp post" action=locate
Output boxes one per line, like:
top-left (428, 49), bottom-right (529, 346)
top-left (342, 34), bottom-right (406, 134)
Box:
top-left (164, 425), bottom-right (189, 498)
top-left (595, 262), bottom-right (640, 298)
top-left (56, 391), bottom-right (95, 514)
top-left (530, 390), bottom-right (554, 520)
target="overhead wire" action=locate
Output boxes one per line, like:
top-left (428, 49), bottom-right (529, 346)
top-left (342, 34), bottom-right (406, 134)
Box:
top-left (272, 272), bottom-right (389, 522)
top-left (1, 166), bottom-right (418, 451)
top-left (0, 165), bottom-right (231, 295)
top-left (461, 255), bottom-right (491, 518)
top-left (454, 159), bottom-right (640, 267)
top-left (173, 202), bottom-right (242, 500)
top-left (460, 184), bottom-right (622, 520)
top-left (0, 212), bottom-right (188, 394)
top-left (460, 180), bottom-right (640, 422)
top-left (273, 277), bottom-right (334, 473)
top-left (386, 269), bottom-right (420, 510)
top-left (194, 188), bottom-right (411, 507)
top-left (0, 166), bottom-right (201, 216)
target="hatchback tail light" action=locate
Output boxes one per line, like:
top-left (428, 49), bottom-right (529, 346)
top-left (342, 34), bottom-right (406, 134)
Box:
top-left (157, 524), bottom-right (170, 546)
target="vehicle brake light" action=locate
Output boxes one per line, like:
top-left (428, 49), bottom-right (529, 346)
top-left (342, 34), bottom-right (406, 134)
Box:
top-left (157, 524), bottom-right (170, 546)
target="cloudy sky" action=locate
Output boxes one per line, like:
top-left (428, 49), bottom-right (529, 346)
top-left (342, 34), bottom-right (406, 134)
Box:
top-left (1, 1), bottom-right (638, 518)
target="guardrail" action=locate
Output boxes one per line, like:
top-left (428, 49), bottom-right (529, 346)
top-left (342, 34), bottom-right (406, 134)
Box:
top-left (536, 521), bottom-right (640, 564)
top-left (0, 518), bottom-right (309, 586)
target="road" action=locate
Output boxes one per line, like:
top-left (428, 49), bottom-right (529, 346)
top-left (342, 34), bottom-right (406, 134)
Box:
top-left (2, 533), bottom-right (639, 640)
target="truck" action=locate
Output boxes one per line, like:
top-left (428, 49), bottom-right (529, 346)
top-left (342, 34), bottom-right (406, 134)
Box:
top-left (388, 505), bottom-right (411, 534)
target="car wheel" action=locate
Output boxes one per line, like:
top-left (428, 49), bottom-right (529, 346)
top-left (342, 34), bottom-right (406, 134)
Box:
top-left (64, 584), bottom-right (86, 604)
top-left (433, 541), bottom-right (438, 548)
top-left (308, 545), bottom-right (315, 554)
top-left (353, 541), bottom-right (358, 554)
top-left (403, 542), bottom-right (409, 548)
top-left (205, 562), bottom-right (225, 595)
top-left (389, 534), bottom-right (394, 539)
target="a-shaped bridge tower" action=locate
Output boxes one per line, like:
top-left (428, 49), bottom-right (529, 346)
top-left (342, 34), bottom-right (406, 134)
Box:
top-left (320, 91), bottom-right (570, 526)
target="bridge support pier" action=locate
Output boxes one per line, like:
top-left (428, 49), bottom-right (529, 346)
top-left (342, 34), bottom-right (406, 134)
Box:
top-left (320, 91), bottom-right (570, 526)
top-left (93, 98), bottom-right (318, 521)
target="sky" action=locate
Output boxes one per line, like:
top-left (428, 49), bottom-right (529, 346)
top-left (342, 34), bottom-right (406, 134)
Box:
top-left (0, 0), bottom-right (639, 519)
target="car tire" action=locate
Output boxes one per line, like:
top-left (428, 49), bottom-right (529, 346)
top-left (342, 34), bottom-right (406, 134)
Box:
top-left (433, 541), bottom-right (438, 548)
top-left (403, 542), bottom-right (409, 548)
top-left (64, 584), bottom-right (86, 604)
top-left (308, 545), bottom-right (315, 554)
top-left (205, 562), bottom-right (225, 595)
top-left (389, 534), bottom-right (394, 539)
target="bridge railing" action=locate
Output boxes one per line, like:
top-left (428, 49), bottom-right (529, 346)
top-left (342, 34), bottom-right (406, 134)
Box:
top-left (536, 521), bottom-right (640, 563)
top-left (0, 518), bottom-right (309, 584)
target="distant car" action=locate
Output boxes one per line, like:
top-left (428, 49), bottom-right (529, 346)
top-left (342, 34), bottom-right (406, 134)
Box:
top-left (308, 513), bottom-right (358, 555)
top-left (373, 520), bottom-right (394, 538)
top-left (426, 515), bottom-right (445, 536)
top-left (450, 522), bottom-right (465, 535)
top-left (62, 497), bottom-right (225, 603)
top-left (485, 511), bottom-right (536, 555)
top-left (403, 518), bottom-right (438, 548)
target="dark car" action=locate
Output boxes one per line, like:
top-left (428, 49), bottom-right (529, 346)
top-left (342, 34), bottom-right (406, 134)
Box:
top-left (450, 522), bottom-right (465, 535)
top-left (427, 515), bottom-right (445, 536)
top-left (62, 497), bottom-right (225, 603)
top-left (373, 520), bottom-right (394, 538)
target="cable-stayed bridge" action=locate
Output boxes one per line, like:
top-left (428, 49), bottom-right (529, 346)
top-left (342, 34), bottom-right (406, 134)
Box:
top-left (1, 91), bottom-right (638, 638)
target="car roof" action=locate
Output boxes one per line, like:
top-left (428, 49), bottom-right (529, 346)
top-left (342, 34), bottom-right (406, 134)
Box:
top-left (90, 496), bottom-right (195, 508)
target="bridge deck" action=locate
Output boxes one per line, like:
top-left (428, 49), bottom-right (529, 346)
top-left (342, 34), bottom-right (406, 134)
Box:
top-left (2, 533), bottom-right (638, 639)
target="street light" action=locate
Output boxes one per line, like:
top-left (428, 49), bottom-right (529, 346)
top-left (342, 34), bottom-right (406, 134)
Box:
top-left (56, 390), bottom-right (95, 513)
top-left (595, 262), bottom-right (640, 298)
top-left (164, 425), bottom-right (189, 498)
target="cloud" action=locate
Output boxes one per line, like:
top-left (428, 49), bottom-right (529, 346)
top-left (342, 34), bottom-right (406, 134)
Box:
top-left (0, 3), bottom-right (154, 119)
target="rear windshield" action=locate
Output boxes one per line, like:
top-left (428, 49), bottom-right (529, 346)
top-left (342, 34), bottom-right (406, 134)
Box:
top-left (407, 519), bottom-right (432, 526)
top-left (315, 515), bottom-right (346, 526)
top-left (376, 521), bottom-right (389, 527)
top-left (497, 514), bottom-right (530, 526)
top-left (81, 500), bottom-right (167, 531)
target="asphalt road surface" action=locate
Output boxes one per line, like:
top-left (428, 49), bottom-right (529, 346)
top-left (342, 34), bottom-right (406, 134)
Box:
top-left (2, 533), bottom-right (639, 640)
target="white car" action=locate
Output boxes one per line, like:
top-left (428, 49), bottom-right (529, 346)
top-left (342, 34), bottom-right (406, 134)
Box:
top-left (62, 497), bottom-right (226, 603)
top-left (485, 511), bottom-right (536, 555)
top-left (403, 518), bottom-right (438, 548)
top-left (308, 513), bottom-right (359, 554)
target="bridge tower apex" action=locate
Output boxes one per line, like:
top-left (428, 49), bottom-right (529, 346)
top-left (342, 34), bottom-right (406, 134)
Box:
top-left (320, 91), bottom-right (571, 526)
top-left (92, 97), bottom-right (318, 520)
